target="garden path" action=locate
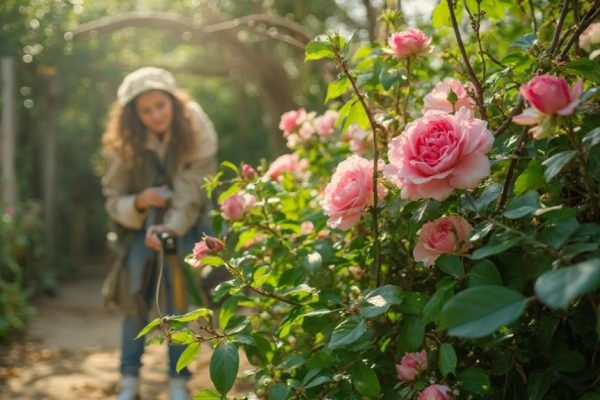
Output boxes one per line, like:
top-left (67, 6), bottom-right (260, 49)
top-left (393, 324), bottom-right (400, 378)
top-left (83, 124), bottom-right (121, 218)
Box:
top-left (0, 259), bottom-right (250, 399)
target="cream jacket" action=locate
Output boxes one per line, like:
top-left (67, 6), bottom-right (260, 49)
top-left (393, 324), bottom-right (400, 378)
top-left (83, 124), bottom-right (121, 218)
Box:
top-left (102, 101), bottom-right (218, 237)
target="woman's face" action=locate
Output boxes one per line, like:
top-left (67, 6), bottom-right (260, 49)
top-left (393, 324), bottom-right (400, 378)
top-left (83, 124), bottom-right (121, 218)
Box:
top-left (134, 90), bottom-right (174, 135)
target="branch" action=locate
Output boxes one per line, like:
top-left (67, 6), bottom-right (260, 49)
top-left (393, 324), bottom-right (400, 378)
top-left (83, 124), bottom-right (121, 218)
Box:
top-left (72, 11), bottom-right (311, 46)
top-left (494, 97), bottom-right (525, 138)
top-left (497, 127), bottom-right (529, 211)
top-left (558, 1), bottom-right (600, 61)
top-left (548, 0), bottom-right (570, 57)
top-left (446, 0), bottom-right (486, 118)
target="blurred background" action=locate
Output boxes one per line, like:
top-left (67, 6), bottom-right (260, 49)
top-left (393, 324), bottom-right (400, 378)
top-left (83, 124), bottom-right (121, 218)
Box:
top-left (0, 0), bottom-right (435, 341)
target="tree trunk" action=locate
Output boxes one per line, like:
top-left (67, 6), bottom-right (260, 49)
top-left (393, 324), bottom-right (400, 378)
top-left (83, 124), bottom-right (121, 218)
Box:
top-left (1, 56), bottom-right (17, 210)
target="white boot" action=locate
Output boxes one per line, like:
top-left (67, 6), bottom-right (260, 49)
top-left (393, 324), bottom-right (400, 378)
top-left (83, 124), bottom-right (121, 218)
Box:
top-left (169, 377), bottom-right (189, 400)
top-left (116, 375), bottom-right (139, 400)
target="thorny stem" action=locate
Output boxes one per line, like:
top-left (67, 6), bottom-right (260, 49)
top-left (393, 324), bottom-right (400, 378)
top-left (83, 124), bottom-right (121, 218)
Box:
top-left (528, 0), bottom-right (538, 33)
top-left (565, 122), bottom-right (598, 218)
top-left (559, 1), bottom-right (600, 60)
top-left (403, 57), bottom-right (412, 123)
top-left (494, 97), bottom-right (525, 138)
top-left (497, 127), bottom-right (529, 211)
top-left (447, 0), bottom-right (486, 118)
top-left (488, 217), bottom-right (572, 265)
top-left (548, 0), bottom-right (570, 57)
top-left (333, 45), bottom-right (383, 286)
top-left (464, 0), bottom-right (487, 82)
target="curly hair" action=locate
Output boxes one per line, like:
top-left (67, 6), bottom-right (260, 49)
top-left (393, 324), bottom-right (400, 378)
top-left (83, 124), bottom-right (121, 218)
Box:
top-left (101, 90), bottom-right (198, 169)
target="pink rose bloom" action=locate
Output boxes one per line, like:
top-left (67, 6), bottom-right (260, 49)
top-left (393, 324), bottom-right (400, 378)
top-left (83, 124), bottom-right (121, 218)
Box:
top-left (314, 110), bottom-right (338, 137)
top-left (265, 153), bottom-right (308, 181)
top-left (190, 236), bottom-right (224, 268)
top-left (414, 216), bottom-right (473, 266)
top-left (580, 22), bottom-right (600, 52)
top-left (395, 350), bottom-right (428, 383)
top-left (418, 384), bottom-right (451, 400)
top-left (513, 75), bottom-right (583, 139)
top-left (386, 107), bottom-right (493, 201)
top-left (300, 221), bottom-right (314, 234)
top-left (342, 125), bottom-right (371, 156)
top-left (423, 78), bottom-right (476, 113)
top-left (220, 190), bottom-right (256, 221)
top-left (279, 108), bottom-right (308, 136)
top-left (321, 155), bottom-right (386, 231)
top-left (242, 163), bottom-right (257, 179)
top-left (387, 28), bottom-right (432, 58)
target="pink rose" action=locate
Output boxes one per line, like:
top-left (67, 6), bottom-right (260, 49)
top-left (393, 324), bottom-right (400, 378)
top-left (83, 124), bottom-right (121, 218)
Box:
top-left (321, 155), bottom-right (386, 231)
top-left (342, 124), bottom-right (371, 156)
top-left (414, 216), bottom-right (473, 266)
top-left (387, 28), bottom-right (432, 58)
top-left (418, 384), bottom-right (451, 400)
top-left (279, 108), bottom-right (308, 136)
top-left (423, 78), bottom-right (476, 113)
top-left (386, 107), bottom-right (493, 200)
top-left (395, 350), bottom-right (428, 383)
top-left (265, 153), bottom-right (308, 181)
top-left (580, 22), bottom-right (600, 52)
top-left (242, 163), bottom-right (257, 180)
top-left (300, 221), bottom-right (314, 234)
top-left (220, 191), bottom-right (256, 221)
top-left (314, 110), bottom-right (338, 137)
top-left (190, 236), bottom-right (224, 268)
top-left (513, 75), bottom-right (582, 139)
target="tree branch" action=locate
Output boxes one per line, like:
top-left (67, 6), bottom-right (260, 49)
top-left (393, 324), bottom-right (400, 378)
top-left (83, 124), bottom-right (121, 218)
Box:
top-left (548, 0), bottom-right (570, 57)
top-left (446, 0), bottom-right (486, 118)
top-left (558, 1), bottom-right (600, 61)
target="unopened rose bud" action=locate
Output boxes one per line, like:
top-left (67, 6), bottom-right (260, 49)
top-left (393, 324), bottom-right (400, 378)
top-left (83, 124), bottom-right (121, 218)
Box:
top-left (242, 163), bottom-right (257, 179)
top-left (205, 236), bottom-right (225, 252)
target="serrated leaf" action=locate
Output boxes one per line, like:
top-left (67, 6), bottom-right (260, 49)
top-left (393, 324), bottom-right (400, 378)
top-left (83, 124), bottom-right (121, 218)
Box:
top-left (135, 317), bottom-right (161, 339)
top-left (439, 285), bottom-right (528, 338)
top-left (542, 150), bottom-right (576, 182)
top-left (535, 259), bottom-right (600, 309)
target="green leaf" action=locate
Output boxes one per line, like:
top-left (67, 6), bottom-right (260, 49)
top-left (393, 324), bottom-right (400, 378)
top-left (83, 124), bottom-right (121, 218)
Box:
top-left (436, 255), bottom-right (464, 277)
top-left (583, 127), bottom-right (600, 149)
top-left (470, 233), bottom-right (521, 260)
top-left (305, 38), bottom-right (334, 61)
top-left (364, 285), bottom-right (403, 304)
top-left (534, 259), bottom-right (600, 309)
top-left (439, 285), bottom-right (528, 338)
top-left (468, 260), bottom-right (503, 287)
top-left (268, 383), bottom-right (290, 400)
top-left (328, 316), bottom-right (368, 349)
top-left (342, 98), bottom-right (370, 132)
top-left (550, 349), bottom-right (585, 372)
top-left (503, 191), bottom-right (540, 219)
top-left (219, 297), bottom-right (238, 330)
top-left (432, 1), bottom-right (450, 28)
top-left (210, 342), bottom-right (239, 395)
top-left (458, 367), bottom-right (491, 395)
top-left (253, 265), bottom-right (272, 286)
top-left (325, 75), bottom-right (350, 103)
top-left (193, 389), bottom-right (222, 400)
top-left (423, 281), bottom-right (456, 324)
top-left (351, 361), bottom-right (381, 399)
top-left (509, 32), bottom-right (537, 50)
top-left (200, 255), bottom-right (225, 267)
top-left (563, 59), bottom-right (600, 83)
top-left (397, 317), bottom-right (425, 354)
top-left (439, 343), bottom-right (457, 377)
top-left (542, 150), bottom-right (576, 182)
top-left (304, 374), bottom-right (332, 389)
top-left (217, 183), bottom-right (241, 204)
top-left (221, 160), bottom-right (239, 174)
top-left (461, 183), bottom-right (502, 213)
top-left (135, 317), bottom-right (161, 339)
top-left (176, 342), bottom-right (200, 373)
top-left (170, 308), bottom-right (213, 323)
top-left (514, 162), bottom-right (545, 195)
top-left (360, 294), bottom-right (391, 318)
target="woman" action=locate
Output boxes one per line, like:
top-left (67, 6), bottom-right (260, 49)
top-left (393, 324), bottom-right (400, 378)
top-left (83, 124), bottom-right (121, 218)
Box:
top-left (101, 67), bottom-right (217, 400)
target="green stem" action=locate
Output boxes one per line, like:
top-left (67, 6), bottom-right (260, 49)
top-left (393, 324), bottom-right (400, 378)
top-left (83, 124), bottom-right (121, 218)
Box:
top-left (403, 57), bottom-right (412, 123)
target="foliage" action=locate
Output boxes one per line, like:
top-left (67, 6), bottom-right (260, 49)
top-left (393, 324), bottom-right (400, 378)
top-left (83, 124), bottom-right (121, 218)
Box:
top-left (103, 0), bottom-right (600, 398)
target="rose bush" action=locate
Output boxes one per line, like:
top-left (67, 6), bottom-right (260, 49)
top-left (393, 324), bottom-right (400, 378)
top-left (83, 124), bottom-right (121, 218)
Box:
top-left (139, 1), bottom-right (600, 399)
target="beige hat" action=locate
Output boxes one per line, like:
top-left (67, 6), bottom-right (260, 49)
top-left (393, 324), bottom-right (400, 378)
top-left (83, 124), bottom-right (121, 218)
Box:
top-left (117, 67), bottom-right (177, 106)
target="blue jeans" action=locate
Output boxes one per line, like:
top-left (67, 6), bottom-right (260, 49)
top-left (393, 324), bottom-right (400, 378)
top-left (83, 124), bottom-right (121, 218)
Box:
top-left (120, 227), bottom-right (202, 378)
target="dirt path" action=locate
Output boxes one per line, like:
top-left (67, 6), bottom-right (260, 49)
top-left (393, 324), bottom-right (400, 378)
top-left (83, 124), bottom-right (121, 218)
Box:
top-left (0, 262), bottom-right (251, 399)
